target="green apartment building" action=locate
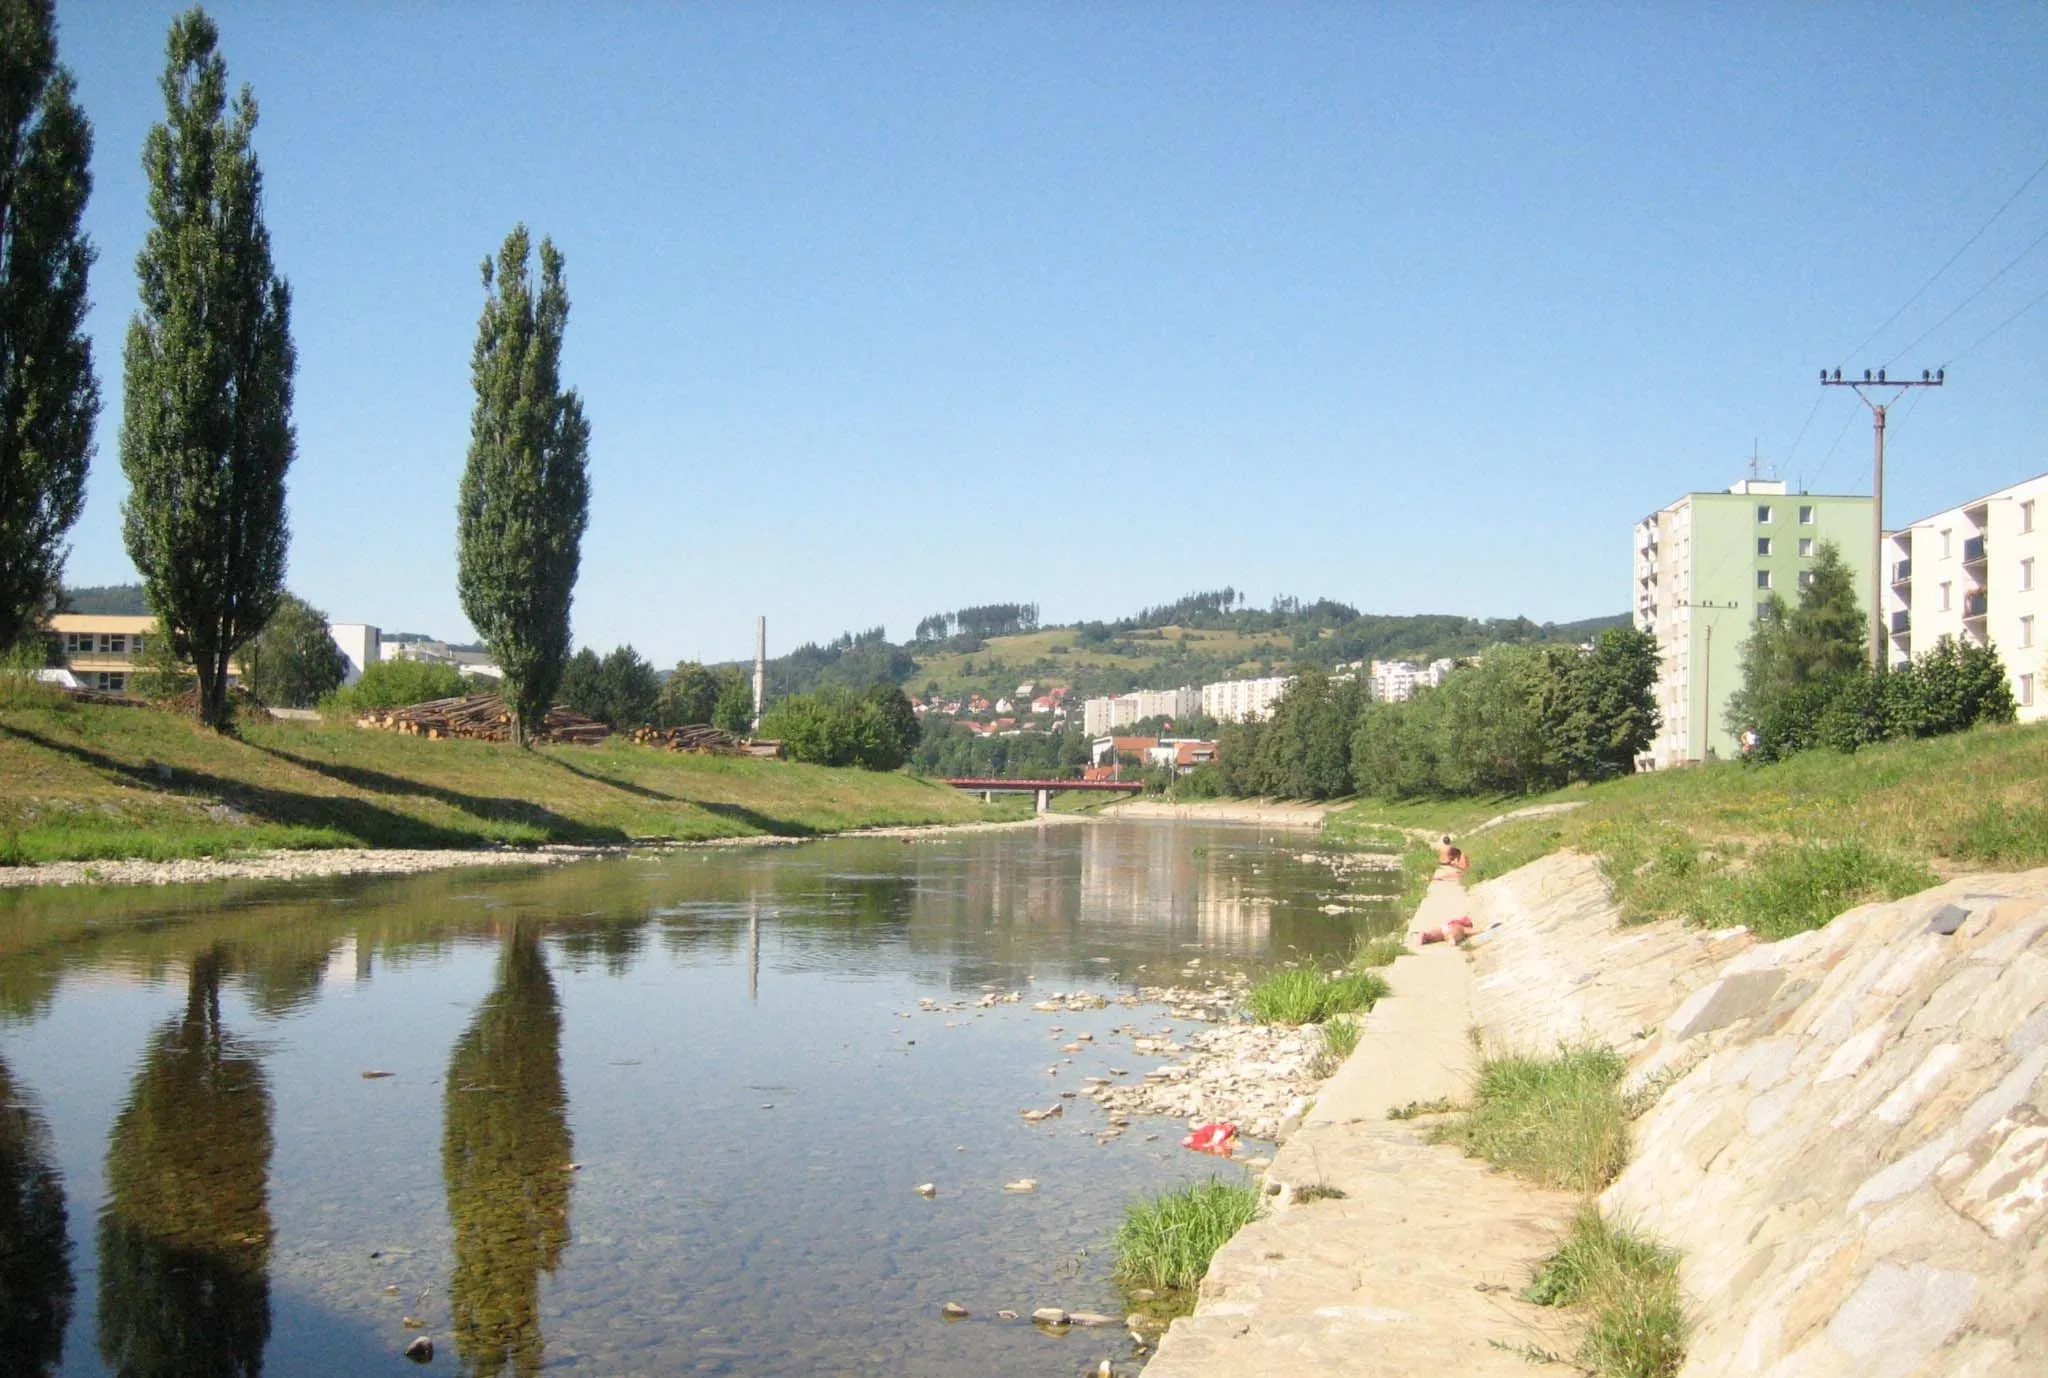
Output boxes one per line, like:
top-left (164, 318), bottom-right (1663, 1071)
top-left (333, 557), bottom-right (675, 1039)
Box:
top-left (1633, 479), bottom-right (1874, 767)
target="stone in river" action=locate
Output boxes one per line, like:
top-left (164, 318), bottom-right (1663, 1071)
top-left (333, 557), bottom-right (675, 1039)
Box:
top-left (361, 1070), bottom-right (395, 1079)
top-left (916, 1183), bottom-right (937, 1197)
top-left (998, 1309), bottom-right (1019, 1320)
top-left (1032, 1307), bottom-right (1069, 1325)
top-left (1004, 1178), bottom-right (1039, 1193)
top-left (1068, 1311), bottom-right (1116, 1327)
top-left (941, 1302), bottom-right (969, 1318)
top-left (404, 1336), bottom-right (434, 1363)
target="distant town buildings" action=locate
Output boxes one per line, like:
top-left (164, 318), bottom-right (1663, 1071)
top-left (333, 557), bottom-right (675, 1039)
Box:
top-left (47, 613), bottom-right (158, 693)
top-left (1883, 469), bottom-right (2046, 723)
top-left (1366, 657), bottom-right (1457, 703)
top-left (381, 636), bottom-right (501, 681)
top-left (1634, 478), bottom-right (1874, 768)
top-left (1083, 686), bottom-right (1200, 735)
top-left (1199, 676), bottom-right (1291, 724)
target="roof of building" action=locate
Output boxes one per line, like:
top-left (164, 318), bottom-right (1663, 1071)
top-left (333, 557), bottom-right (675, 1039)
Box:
top-left (48, 613), bottom-right (155, 631)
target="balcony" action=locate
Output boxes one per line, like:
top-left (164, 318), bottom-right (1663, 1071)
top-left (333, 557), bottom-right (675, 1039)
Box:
top-left (1963, 535), bottom-right (1987, 566)
top-left (1890, 610), bottom-right (1910, 635)
top-left (1963, 591), bottom-right (1988, 620)
top-left (1891, 559), bottom-right (1912, 584)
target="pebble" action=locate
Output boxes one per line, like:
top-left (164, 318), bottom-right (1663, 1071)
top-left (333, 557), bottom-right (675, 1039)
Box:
top-left (998, 1309), bottom-right (1019, 1320)
top-left (360, 1070), bottom-right (395, 1079)
top-left (404, 1336), bottom-right (434, 1363)
top-left (1003, 1179), bottom-right (1039, 1193)
top-left (1032, 1307), bottom-right (1068, 1326)
top-left (916, 1183), bottom-right (937, 1197)
top-left (1068, 1311), bottom-right (1116, 1327)
top-left (941, 1302), bottom-right (969, 1318)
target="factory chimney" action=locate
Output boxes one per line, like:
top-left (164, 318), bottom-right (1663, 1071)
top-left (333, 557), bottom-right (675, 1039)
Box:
top-left (752, 616), bottom-right (766, 732)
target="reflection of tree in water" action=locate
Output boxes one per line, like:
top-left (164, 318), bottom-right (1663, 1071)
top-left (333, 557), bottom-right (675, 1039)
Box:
top-left (443, 924), bottom-right (573, 1377)
top-left (0, 1055), bottom-right (73, 1375)
top-left (97, 949), bottom-right (273, 1378)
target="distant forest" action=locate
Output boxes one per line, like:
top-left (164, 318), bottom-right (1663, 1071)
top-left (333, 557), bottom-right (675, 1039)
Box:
top-left (59, 583), bottom-right (149, 615)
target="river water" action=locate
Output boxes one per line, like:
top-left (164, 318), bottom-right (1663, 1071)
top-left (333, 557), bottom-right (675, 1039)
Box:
top-left (0, 820), bottom-right (1396, 1377)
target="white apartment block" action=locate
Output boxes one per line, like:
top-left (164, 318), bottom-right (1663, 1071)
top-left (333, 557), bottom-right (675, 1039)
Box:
top-left (1199, 675), bottom-right (1292, 724)
top-left (1882, 470), bottom-right (2048, 721)
top-left (1081, 686), bottom-right (1199, 736)
top-left (1366, 657), bottom-right (1459, 703)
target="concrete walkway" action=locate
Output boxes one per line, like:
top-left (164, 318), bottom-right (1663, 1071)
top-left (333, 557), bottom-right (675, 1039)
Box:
top-left (1141, 878), bottom-right (1578, 1377)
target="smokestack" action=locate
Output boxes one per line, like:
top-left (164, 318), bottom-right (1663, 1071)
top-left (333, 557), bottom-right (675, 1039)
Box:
top-left (752, 616), bottom-right (766, 732)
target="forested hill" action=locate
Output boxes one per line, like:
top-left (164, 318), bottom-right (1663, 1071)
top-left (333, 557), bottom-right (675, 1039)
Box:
top-left (59, 583), bottom-right (150, 615)
top-left (764, 590), bottom-right (1628, 700)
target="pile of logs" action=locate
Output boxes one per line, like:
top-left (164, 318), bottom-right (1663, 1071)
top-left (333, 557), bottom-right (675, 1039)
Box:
top-left (355, 694), bottom-right (610, 745)
top-left (630, 723), bottom-right (740, 753)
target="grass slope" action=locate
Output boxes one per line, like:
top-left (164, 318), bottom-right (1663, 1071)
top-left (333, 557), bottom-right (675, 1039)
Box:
top-left (1329, 722), bottom-right (2048, 935)
top-left (0, 692), bottom-right (1002, 864)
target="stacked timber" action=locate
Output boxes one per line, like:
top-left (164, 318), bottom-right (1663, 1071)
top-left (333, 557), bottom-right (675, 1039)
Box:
top-left (629, 724), bottom-right (741, 753)
top-left (355, 694), bottom-right (610, 745)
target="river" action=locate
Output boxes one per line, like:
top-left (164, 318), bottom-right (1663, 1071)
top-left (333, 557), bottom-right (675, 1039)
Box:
top-left (0, 819), bottom-right (1396, 1376)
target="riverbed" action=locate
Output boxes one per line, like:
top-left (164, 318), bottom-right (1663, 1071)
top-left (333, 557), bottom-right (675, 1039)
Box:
top-left (0, 819), bottom-right (1398, 1377)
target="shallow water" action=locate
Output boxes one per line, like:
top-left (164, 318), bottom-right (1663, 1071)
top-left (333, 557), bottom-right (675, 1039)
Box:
top-left (0, 820), bottom-right (1396, 1376)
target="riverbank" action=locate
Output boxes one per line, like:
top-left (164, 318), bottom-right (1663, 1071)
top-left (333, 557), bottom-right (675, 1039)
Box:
top-left (1102, 798), bottom-right (1332, 827)
top-left (0, 695), bottom-right (1006, 868)
top-left (1141, 850), bottom-right (2048, 1377)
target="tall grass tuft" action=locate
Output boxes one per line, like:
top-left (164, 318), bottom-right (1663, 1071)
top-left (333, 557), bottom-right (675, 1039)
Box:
top-left (1433, 1043), bottom-right (1629, 1193)
top-left (1113, 1179), bottom-right (1262, 1293)
top-left (1312, 1016), bottom-right (1362, 1077)
top-left (1350, 933), bottom-right (1406, 969)
top-left (1525, 1206), bottom-right (1688, 1378)
top-left (1247, 968), bottom-right (1389, 1025)
top-left (1692, 840), bottom-right (1936, 941)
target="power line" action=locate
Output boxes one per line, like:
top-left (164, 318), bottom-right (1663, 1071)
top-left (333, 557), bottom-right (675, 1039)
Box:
top-left (1942, 279), bottom-right (2048, 367)
top-left (1780, 392), bottom-right (1825, 469)
top-left (1808, 397), bottom-right (1864, 490)
top-left (1837, 147), bottom-right (2048, 364)
top-left (1885, 221), bottom-right (2048, 367)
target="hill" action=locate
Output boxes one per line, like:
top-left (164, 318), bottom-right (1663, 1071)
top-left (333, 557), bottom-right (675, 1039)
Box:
top-left (765, 589), bottom-right (1628, 702)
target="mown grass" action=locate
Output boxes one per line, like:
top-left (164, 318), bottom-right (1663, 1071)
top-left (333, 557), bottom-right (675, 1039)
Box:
top-left (1524, 1206), bottom-right (1688, 1378)
top-left (1113, 1178), bottom-right (1262, 1293)
top-left (1327, 722), bottom-right (2048, 936)
top-left (0, 695), bottom-right (1001, 864)
top-left (1246, 967), bottom-right (1389, 1026)
top-left (1432, 1043), bottom-right (1630, 1193)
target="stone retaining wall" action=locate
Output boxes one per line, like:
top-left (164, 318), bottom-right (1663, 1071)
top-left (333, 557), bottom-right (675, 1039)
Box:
top-left (1470, 855), bottom-right (2048, 1376)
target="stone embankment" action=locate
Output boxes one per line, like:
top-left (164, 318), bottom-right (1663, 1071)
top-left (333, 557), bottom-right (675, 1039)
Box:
top-left (1143, 852), bottom-right (2048, 1377)
top-left (1102, 799), bottom-right (1331, 827)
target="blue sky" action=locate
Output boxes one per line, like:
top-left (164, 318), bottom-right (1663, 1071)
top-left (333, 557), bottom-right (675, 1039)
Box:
top-left (47, 2), bottom-right (2048, 664)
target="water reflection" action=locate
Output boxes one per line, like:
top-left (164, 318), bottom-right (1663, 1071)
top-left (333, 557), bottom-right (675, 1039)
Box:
top-left (443, 923), bottom-right (574, 1377)
top-left (96, 948), bottom-right (274, 1378)
top-left (0, 1054), bottom-right (72, 1376)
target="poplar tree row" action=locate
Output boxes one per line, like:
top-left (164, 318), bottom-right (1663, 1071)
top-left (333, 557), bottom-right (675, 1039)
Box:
top-left (0, 1), bottom-right (588, 740)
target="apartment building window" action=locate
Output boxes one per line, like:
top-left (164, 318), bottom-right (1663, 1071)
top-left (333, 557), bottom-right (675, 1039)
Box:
top-left (1799, 505), bottom-right (1815, 524)
top-left (2022, 615), bottom-right (2036, 650)
top-left (2022, 675), bottom-right (2036, 709)
top-left (1941, 528), bottom-right (1953, 558)
top-left (1757, 505), bottom-right (1774, 524)
top-left (2024, 558), bottom-right (2036, 592)
top-left (64, 631), bottom-right (91, 653)
top-left (1798, 538), bottom-right (1815, 557)
top-left (1940, 581), bottom-right (1952, 611)
top-left (1757, 537), bottom-right (1773, 556)
top-left (2024, 500), bottom-right (2036, 534)
top-left (1798, 570), bottom-right (1816, 589)
top-left (1756, 569), bottom-right (1773, 590)
top-left (100, 634), bottom-right (127, 654)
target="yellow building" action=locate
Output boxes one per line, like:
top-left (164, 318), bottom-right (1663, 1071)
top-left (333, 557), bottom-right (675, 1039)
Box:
top-left (49, 613), bottom-right (158, 693)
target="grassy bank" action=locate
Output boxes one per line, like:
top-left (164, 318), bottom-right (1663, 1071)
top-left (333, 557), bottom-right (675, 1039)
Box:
top-left (1114, 1178), bottom-right (1262, 1295)
top-left (1327, 722), bottom-right (2048, 937)
top-left (0, 691), bottom-right (1003, 864)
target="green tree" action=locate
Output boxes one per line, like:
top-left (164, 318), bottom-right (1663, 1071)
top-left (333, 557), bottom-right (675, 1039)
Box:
top-left (0, 0), bottom-right (98, 655)
top-left (331, 656), bottom-right (466, 711)
top-left (457, 225), bottom-right (590, 747)
top-left (1727, 541), bottom-right (1866, 741)
top-left (760, 682), bottom-right (918, 770)
top-left (657, 661), bottom-right (723, 727)
top-left (712, 671), bottom-right (754, 735)
top-left (0, 1054), bottom-right (72, 1375)
top-left (240, 591), bottom-right (346, 707)
top-left (1544, 627), bottom-right (1661, 782)
top-left (119, 8), bottom-right (296, 731)
top-left (557, 644), bottom-right (658, 728)
top-left (555, 647), bottom-right (601, 719)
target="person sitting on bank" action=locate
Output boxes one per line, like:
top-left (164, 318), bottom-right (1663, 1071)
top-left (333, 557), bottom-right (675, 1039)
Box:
top-left (1434, 836), bottom-right (1470, 880)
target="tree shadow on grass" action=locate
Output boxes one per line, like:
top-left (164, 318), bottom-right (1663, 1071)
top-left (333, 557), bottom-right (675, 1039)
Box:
top-left (542, 751), bottom-right (678, 801)
top-left (543, 749), bottom-right (818, 837)
top-left (3, 726), bottom-right (618, 849)
top-left (247, 744), bottom-right (626, 844)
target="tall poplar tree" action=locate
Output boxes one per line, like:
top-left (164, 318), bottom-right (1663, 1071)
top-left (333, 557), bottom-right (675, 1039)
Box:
top-left (119, 7), bottom-right (295, 729)
top-left (457, 226), bottom-right (590, 746)
top-left (0, 0), bottom-right (98, 653)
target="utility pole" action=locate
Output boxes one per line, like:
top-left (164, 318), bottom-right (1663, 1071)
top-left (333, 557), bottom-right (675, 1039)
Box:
top-left (1819, 367), bottom-right (1944, 671)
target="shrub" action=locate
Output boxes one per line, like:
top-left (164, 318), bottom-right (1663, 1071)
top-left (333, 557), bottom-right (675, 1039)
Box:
top-left (1525, 1206), bottom-right (1688, 1378)
top-left (759, 682), bottom-right (918, 771)
top-left (1247, 968), bottom-right (1388, 1025)
top-left (1433, 1044), bottom-right (1629, 1192)
top-left (331, 658), bottom-right (468, 711)
top-left (1113, 1179), bottom-right (1261, 1292)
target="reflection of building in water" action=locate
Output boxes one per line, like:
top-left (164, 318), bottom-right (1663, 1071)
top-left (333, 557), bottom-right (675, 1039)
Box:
top-left (1077, 825), bottom-right (1274, 951)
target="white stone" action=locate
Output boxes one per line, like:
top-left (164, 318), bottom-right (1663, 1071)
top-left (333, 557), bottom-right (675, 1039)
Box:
top-left (1873, 1042), bottom-right (1964, 1125)
top-left (1824, 1262), bottom-right (1978, 1378)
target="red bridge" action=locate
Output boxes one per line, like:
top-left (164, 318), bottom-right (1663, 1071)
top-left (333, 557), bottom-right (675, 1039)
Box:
top-left (941, 777), bottom-right (1142, 812)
